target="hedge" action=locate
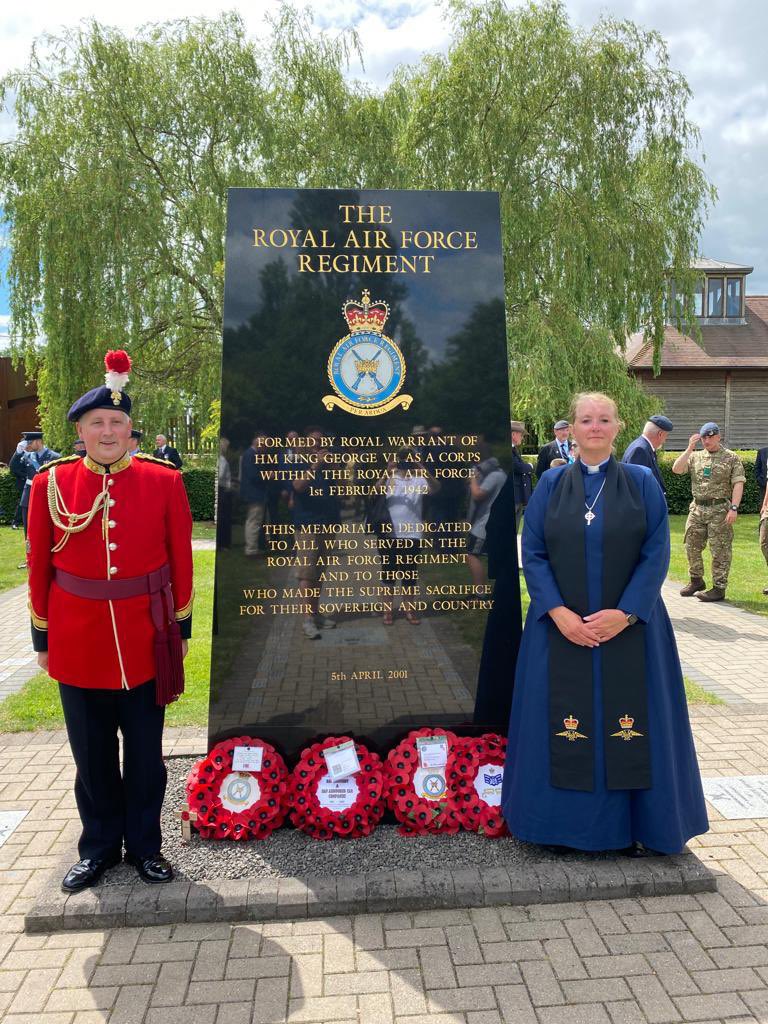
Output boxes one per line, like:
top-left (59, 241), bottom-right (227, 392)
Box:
top-left (523, 450), bottom-right (764, 516)
top-left (0, 466), bottom-right (216, 524)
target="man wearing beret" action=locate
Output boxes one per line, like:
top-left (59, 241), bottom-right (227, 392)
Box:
top-left (535, 420), bottom-right (572, 480)
top-left (9, 430), bottom-right (60, 536)
top-left (509, 420), bottom-right (533, 527)
top-left (622, 414), bottom-right (673, 497)
top-left (672, 422), bottom-right (745, 602)
top-left (26, 350), bottom-right (194, 893)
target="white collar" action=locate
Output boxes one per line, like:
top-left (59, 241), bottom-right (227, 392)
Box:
top-left (584, 456), bottom-right (611, 475)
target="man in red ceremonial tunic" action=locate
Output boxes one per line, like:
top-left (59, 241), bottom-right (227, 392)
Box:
top-left (26, 351), bottom-right (194, 893)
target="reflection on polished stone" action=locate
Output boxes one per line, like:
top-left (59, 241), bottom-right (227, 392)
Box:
top-left (211, 188), bottom-right (521, 757)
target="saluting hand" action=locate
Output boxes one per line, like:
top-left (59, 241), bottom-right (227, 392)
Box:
top-left (549, 606), bottom-right (601, 648)
top-left (687, 433), bottom-right (700, 450)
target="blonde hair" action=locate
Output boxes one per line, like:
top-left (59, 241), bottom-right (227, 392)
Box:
top-left (569, 392), bottom-right (621, 426)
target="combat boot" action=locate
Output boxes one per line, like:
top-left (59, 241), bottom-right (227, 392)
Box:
top-left (697, 587), bottom-right (726, 602)
top-left (679, 577), bottom-right (706, 596)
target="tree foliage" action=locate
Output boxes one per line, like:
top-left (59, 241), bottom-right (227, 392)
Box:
top-left (0, 1), bottom-right (713, 449)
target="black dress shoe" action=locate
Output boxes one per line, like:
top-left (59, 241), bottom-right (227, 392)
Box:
top-left (125, 852), bottom-right (174, 883)
top-left (61, 853), bottom-right (121, 894)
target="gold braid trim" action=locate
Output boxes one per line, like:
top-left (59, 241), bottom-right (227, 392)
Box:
top-left (47, 466), bottom-right (109, 553)
top-left (175, 587), bottom-right (195, 621)
top-left (135, 453), bottom-right (179, 470)
top-left (28, 598), bottom-right (48, 630)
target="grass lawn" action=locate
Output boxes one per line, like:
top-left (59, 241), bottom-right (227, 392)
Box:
top-left (0, 527), bottom-right (28, 595)
top-left (668, 513), bottom-right (767, 617)
top-left (192, 521), bottom-right (216, 541)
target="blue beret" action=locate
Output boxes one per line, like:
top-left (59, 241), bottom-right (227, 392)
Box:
top-left (553, 420), bottom-right (569, 430)
top-left (67, 386), bottom-right (132, 422)
top-left (649, 415), bottom-right (673, 432)
top-left (130, 429), bottom-right (143, 440)
top-left (699, 421), bottom-right (719, 437)
top-left (21, 430), bottom-right (43, 440)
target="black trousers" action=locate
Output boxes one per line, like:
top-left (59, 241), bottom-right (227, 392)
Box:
top-left (59, 679), bottom-right (166, 860)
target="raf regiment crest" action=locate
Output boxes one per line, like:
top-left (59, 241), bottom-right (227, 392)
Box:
top-left (322, 289), bottom-right (413, 416)
top-left (555, 715), bottom-right (588, 742)
top-left (611, 714), bottom-right (644, 742)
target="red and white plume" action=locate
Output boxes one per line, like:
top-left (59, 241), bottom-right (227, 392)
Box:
top-left (104, 349), bottom-right (132, 394)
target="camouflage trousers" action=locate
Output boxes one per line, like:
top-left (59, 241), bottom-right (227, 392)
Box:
top-left (761, 514), bottom-right (768, 567)
top-left (684, 502), bottom-right (733, 589)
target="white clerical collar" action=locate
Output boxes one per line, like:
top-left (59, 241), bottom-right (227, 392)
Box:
top-left (584, 456), bottom-right (611, 475)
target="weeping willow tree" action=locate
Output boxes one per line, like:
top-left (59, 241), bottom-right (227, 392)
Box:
top-left (0, 1), bottom-right (713, 450)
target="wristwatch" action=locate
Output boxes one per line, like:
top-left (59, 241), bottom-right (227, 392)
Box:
top-left (625, 613), bottom-right (639, 626)
top-left (730, 505), bottom-right (739, 512)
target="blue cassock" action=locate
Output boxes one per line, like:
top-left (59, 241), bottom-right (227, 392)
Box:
top-left (501, 460), bottom-right (708, 853)
top-left (622, 436), bottom-right (665, 495)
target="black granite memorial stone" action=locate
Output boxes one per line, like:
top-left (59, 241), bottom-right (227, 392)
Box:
top-left (210, 188), bottom-right (521, 757)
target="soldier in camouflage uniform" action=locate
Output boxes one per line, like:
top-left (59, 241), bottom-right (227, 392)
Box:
top-left (672, 422), bottom-right (745, 602)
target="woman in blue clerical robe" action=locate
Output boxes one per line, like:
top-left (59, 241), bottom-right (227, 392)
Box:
top-left (502, 393), bottom-right (708, 854)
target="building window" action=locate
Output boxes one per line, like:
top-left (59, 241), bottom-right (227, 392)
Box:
top-left (694, 280), bottom-right (704, 317)
top-left (707, 277), bottom-right (724, 317)
top-left (726, 277), bottom-right (742, 317)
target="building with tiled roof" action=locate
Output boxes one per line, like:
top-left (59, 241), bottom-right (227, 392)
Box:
top-left (626, 259), bottom-right (768, 450)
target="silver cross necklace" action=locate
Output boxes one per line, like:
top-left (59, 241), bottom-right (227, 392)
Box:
top-left (584, 478), bottom-right (607, 526)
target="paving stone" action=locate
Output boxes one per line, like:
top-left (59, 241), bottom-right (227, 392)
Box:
top-left (252, 976), bottom-right (290, 1024)
top-left (536, 1006), bottom-right (611, 1024)
top-left (690, 966), bottom-right (764, 992)
top-left (150, 959), bottom-right (193, 1007)
top-left (520, 960), bottom-right (564, 1006)
top-left (626, 975), bottom-right (682, 1023)
top-left (389, 968), bottom-right (427, 1015)
top-left (358, 990), bottom-right (394, 1023)
top-left (674, 992), bottom-right (750, 1018)
top-left (446, 925), bottom-right (483, 965)
top-left (543, 937), bottom-right (588, 980)
top-left (495, 983), bottom-right (537, 1024)
top-left (109, 984), bottom-right (152, 1024)
top-left (426, 985), bottom-right (496, 1012)
top-left (419, 945), bottom-right (457, 988)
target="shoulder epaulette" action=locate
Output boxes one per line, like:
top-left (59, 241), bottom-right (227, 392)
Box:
top-left (134, 452), bottom-right (179, 470)
top-left (38, 454), bottom-right (82, 473)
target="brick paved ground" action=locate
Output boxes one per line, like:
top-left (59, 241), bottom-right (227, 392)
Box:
top-left (4, 561), bottom-right (768, 1019)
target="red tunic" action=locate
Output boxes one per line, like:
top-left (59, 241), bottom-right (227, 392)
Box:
top-left (27, 452), bottom-right (194, 690)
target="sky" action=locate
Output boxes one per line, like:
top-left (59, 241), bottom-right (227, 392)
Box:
top-left (1, 0), bottom-right (766, 345)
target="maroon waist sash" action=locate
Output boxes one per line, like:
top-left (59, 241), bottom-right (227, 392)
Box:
top-left (54, 565), bottom-right (185, 706)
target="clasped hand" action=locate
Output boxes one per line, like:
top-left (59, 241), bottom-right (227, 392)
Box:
top-left (549, 606), bottom-right (629, 647)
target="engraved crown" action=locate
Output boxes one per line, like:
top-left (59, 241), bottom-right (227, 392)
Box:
top-left (619, 715), bottom-right (634, 730)
top-left (343, 289), bottom-right (389, 334)
top-left (564, 715), bottom-right (578, 731)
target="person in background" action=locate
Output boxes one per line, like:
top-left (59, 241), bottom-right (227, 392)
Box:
top-left (536, 420), bottom-right (572, 479)
top-left (240, 432), bottom-right (268, 558)
top-left (9, 431), bottom-right (61, 537)
top-left (467, 454), bottom-right (508, 587)
top-left (672, 423), bottom-right (745, 602)
top-left (127, 429), bottom-right (143, 456)
top-left (510, 420), bottom-right (533, 527)
top-left (756, 443), bottom-right (768, 494)
top-left (622, 415), bottom-right (673, 498)
top-left (72, 439), bottom-right (87, 458)
top-left (153, 434), bottom-right (183, 469)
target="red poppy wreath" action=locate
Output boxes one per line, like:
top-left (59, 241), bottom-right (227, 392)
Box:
top-left (185, 736), bottom-right (289, 840)
top-left (447, 732), bottom-right (509, 838)
top-left (384, 728), bottom-right (462, 836)
top-left (288, 736), bottom-right (386, 840)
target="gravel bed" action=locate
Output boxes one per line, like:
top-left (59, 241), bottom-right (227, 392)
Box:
top-left (103, 756), bottom-right (621, 885)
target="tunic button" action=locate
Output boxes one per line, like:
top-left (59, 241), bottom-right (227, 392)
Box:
top-left (109, 543), bottom-right (117, 551)
top-left (107, 479), bottom-right (114, 487)
top-left (109, 499), bottom-right (116, 507)
top-left (108, 520), bottom-right (116, 529)
top-left (109, 566), bottom-right (118, 575)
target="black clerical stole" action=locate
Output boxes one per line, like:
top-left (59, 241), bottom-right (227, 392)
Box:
top-left (544, 459), bottom-right (652, 791)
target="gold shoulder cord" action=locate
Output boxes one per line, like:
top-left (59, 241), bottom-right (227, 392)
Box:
top-left (47, 466), bottom-right (110, 553)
